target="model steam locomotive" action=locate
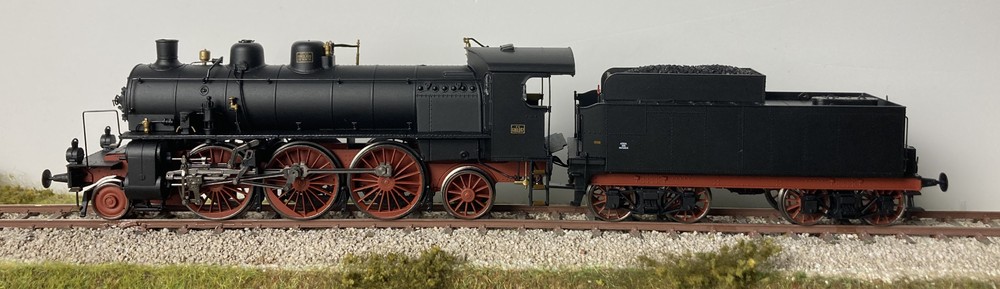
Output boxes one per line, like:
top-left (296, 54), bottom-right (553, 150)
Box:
top-left (41, 38), bottom-right (947, 225)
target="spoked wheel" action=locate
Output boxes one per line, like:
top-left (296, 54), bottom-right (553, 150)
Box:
top-left (778, 189), bottom-right (830, 225)
top-left (92, 183), bottom-right (130, 220)
top-left (859, 190), bottom-right (907, 226)
top-left (441, 167), bottom-right (495, 219)
top-left (184, 145), bottom-right (252, 220)
top-left (663, 187), bottom-right (712, 223)
top-left (764, 189), bottom-right (780, 210)
top-left (349, 143), bottom-right (427, 220)
top-left (586, 185), bottom-right (634, 222)
top-left (263, 142), bottom-right (341, 220)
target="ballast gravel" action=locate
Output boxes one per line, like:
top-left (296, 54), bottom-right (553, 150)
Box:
top-left (0, 226), bottom-right (998, 281)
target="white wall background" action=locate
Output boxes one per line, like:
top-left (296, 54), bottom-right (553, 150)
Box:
top-left (0, 1), bottom-right (996, 210)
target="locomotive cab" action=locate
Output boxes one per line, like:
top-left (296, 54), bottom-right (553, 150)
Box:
top-left (465, 45), bottom-right (574, 161)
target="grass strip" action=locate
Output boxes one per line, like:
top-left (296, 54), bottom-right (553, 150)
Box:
top-left (1, 176), bottom-right (75, 204)
top-left (1, 242), bottom-right (996, 289)
top-left (0, 262), bottom-right (995, 289)
top-left (0, 184), bottom-right (75, 204)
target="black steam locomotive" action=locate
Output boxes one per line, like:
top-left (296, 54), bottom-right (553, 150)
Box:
top-left (42, 38), bottom-right (946, 225)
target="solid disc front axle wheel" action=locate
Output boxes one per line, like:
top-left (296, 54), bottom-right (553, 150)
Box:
top-left (92, 183), bottom-right (130, 220)
top-left (264, 143), bottom-right (341, 220)
top-left (349, 143), bottom-right (426, 220)
top-left (184, 145), bottom-right (252, 220)
top-left (441, 168), bottom-right (495, 219)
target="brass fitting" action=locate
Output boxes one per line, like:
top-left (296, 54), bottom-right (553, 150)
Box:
top-left (142, 118), bottom-right (150, 134)
top-left (354, 39), bottom-right (360, 65)
top-left (462, 37), bottom-right (484, 48)
top-left (323, 41), bottom-right (332, 56)
top-left (518, 178), bottom-right (545, 190)
top-left (199, 49), bottom-right (211, 64)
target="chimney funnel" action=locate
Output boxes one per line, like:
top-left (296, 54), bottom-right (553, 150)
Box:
top-left (152, 39), bottom-right (182, 70)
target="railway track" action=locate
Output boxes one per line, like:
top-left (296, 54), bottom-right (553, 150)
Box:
top-left (0, 204), bottom-right (584, 216)
top-left (0, 218), bottom-right (998, 238)
top-left (3, 204), bottom-right (999, 221)
top-left (2, 204), bottom-right (999, 240)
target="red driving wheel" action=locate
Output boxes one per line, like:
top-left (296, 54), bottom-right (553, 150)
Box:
top-left (263, 143), bottom-right (341, 220)
top-left (349, 143), bottom-right (427, 220)
top-left (184, 145), bottom-right (253, 220)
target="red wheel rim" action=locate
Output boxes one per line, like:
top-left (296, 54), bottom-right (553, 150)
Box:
top-left (350, 144), bottom-right (426, 220)
top-left (860, 190), bottom-right (906, 226)
top-left (183, 146), bottom-right (253, 220)
top-left (779, 189), bottom-right (828, 225)
top-left (264, 143), bottom-right (340, 220)
top-left (442, 169), bottom-right (494, 219)
top-left (666, 187), bottom-right (712, 223)
top-left (93, 184), bottom-right (129, 220)
top-left (587, 186), bottom-right (633, 222)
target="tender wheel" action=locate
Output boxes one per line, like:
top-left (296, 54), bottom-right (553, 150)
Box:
top-left (264, 142), bottom-right (341, 220)
top-left (764, 189), bottom-right (780, 210)
top-left (184, 145), bottom-right (252, 220)
top-left (664, 187), bottom-right (712, 223)
top-left (441, 167), bottom-right (495, 219)
top-left (860, 190), bottom-right (907, 226)
top-left (778, 189), bottom-right (829, 225)
top-left (92, 183), bottom-right (130, 220)
top-left (349, 143), bottom-right (427, 220)
top-left (586, 185), bottom-right (634, 222)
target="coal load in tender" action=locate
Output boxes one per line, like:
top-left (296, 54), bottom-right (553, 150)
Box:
top-left (625, 64), bottom-right (759, 75)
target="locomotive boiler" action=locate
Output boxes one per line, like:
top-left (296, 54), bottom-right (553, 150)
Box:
top-left (42, 38), bottom-right (947, 226)
top-left (121, 39), bottom-right (570, 160)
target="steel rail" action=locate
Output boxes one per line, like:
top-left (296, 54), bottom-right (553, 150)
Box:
top-left (2, 204), bottom-right (998, 220)
top-left (0, 218), bottom-right (998, 238)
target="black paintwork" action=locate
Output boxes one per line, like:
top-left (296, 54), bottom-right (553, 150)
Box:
top-left (123, 140), bottom-right (170, 200)
top-left (568, 67), bottom-right (923, 204)
top-left (601, 66), bottom-right (765, 104)
top-left (572, 90), bottom-right (913, 178)
top-left (230, 40), bottom-right (266, 70)
top-left (120, 40), bottom-right (574, 164)
top-left (151, 39), bottom-right (182, 71)
top-left (465, 46), bottom-right (574, 77)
